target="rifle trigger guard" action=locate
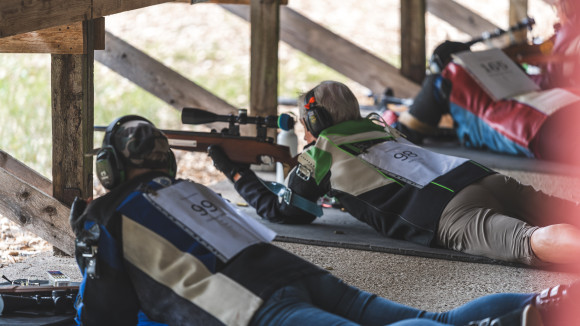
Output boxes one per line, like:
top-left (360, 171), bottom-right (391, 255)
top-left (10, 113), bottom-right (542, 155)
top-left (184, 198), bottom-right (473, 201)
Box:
top-left (282, 189), bottom-right (293, 205)
top-left (295, 164), bottom-right (311, 181)
top-left (81, 245), bottom-right (98, 258)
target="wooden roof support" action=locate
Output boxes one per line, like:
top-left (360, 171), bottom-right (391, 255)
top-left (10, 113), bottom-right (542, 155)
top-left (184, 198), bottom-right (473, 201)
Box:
top-left (0, 0), bottom-right (287, 40)
top-left (250, 0), bottom-right (280, 118)
top-left (0, 152), bottom-right (52, 197)
top-left (401, 0), bottom-right (427, 84)
top-left (50, 19), bottom-right (96, 255)
top-left (95, 31), bottom-right (238, 115)
top-left (0, 0), bottom-right (207, 39)
top-left (0, 18), bottom-right (105, 54)
top-left (208, 0), bottom-right (288, 4)
top-left (0, 151), bottom-right (75, 255)
top-left (510, 0), bottom-right (529, 44)
top-left (427, 0), bottom-right (499, 37)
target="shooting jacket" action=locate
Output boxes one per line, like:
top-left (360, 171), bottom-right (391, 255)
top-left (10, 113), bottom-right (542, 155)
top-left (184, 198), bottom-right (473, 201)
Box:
top-left (236, 119), bottom-right (494, 246)
top-left (71, 171), bottom-right (325, 326)
top-left (444, 62), bottom-right (580, 162)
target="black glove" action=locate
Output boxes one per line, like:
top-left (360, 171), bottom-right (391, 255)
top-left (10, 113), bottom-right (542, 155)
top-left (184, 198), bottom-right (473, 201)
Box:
top-left (207, 145), bottom-right (250, 182)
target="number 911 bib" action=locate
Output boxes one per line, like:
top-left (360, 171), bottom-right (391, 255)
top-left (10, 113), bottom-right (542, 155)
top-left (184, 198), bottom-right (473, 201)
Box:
top-left (145, 180), bottom-right (276, 262)
top-left (359, 138), bottom-right (468, 188)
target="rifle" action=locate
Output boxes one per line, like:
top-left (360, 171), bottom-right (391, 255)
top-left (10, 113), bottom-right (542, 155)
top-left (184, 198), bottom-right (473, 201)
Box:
top-left (0, 279), bottom-right (79, 315)
top-left (465, 17), bottom-right (536, 47)
top-left (94, 108), bottom-right (299, 168)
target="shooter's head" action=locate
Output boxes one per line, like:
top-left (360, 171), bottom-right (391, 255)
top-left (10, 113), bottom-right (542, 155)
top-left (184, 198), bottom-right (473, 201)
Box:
top-left (95, 115), bottom-right (177, 189)
top-left (299, 81), bottom-right (361, 138)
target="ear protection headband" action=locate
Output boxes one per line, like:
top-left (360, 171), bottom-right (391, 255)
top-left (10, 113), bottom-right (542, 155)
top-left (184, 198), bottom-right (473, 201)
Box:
top-left (303, 89), bottom-right (333, 138)
top-left (96, 115), bottom-right (177, 190)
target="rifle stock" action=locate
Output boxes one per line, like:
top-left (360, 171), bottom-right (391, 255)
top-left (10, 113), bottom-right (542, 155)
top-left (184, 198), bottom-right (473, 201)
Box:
top-left (164, 129), bottom-right (298, 168)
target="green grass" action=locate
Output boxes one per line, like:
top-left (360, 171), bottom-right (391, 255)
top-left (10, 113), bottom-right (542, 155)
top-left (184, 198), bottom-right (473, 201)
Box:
top-left (0, 46), bottom-right (355, 178)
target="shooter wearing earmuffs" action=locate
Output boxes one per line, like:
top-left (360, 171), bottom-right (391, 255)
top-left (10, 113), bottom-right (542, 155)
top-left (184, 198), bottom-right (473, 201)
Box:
top-left (209, 80), bottom-right (580, 270)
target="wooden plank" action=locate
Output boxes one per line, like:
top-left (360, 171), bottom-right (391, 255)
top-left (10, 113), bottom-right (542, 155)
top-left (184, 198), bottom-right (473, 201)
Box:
top-left (92, 0), bottom-right (208, 20)
top-left (0, 150), bottom-right (52, 196)
top-left (0, 0), bottom-right (90, 38)
top-left (0, 18), bottom-right (104, 54)
top-left (509, 0), bottom-right (529, 44)
top-left (400, 0), bottom-right (426, 84)
top-left (95, 31), bottom-right (238, 115)
top-left (208, 0), bottom-right (288, 4)
top-left (0, 0), bottom-right (207, 39)
top-left (250, 0), bottom-right (279, 118)
top-left (427, 0), bottom-right (512, 48)
top-left (426, 0), bottom-right (499, 37)
top-left (221, 5), bottom-right (420, 98)
top-left (0, 165), bottom-right (74, 255)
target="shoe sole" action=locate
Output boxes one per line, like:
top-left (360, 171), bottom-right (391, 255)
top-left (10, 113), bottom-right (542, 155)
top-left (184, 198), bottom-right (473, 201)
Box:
top-left (522, 304), bottom-right (544, 326)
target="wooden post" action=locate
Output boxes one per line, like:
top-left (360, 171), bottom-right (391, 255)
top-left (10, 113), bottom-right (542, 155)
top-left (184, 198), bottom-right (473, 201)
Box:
top-left (401, 0), bottom-right (426, 84)
top-left (250, 0), bottom-right (279, 118)
top-left (509, 0), bottom-right (529, 44)
top-left (51, 20), bottom-right (94, 209)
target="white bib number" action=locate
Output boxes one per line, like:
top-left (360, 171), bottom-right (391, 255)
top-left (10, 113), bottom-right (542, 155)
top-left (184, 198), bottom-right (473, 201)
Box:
top-left (359, 139), bottom-right (468, 188)
top-left (145, 181), bottom-right (276, 261)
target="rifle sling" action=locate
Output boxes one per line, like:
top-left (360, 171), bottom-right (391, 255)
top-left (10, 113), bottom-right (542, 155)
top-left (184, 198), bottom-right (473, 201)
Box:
top-left (258, 179), bottom-right (323, 217)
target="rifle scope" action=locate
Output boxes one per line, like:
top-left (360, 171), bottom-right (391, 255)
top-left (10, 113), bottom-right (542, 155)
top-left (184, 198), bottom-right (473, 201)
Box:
top-left (182, 108), bottom-right (294, 131)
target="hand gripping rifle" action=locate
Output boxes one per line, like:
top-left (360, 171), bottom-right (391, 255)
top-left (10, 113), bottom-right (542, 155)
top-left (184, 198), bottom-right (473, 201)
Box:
top-left (95, 108), bottom-right (299, 168)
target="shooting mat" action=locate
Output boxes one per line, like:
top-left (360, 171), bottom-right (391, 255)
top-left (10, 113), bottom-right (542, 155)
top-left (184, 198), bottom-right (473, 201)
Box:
top-left (209, 177), bottom-right (515, 267)
top-left (423, 142), bottom-right (580, 177)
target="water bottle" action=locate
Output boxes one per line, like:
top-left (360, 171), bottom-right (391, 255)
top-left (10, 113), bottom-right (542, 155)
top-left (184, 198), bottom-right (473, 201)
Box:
top-left (276, 128), bottom-right (298, 183)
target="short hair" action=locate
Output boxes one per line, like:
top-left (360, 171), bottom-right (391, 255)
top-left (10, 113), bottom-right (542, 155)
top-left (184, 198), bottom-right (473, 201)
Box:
top-left (299, 81), bottom-right (361, 126)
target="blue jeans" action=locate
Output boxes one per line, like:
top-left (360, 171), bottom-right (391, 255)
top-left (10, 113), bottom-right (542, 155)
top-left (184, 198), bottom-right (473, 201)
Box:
top-left (250, 273), bottom-right (535, 326)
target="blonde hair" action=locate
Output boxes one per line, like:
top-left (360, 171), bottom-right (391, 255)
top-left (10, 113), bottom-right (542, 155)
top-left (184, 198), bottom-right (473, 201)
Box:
top-left (299, 81), bottom-right (362, 126)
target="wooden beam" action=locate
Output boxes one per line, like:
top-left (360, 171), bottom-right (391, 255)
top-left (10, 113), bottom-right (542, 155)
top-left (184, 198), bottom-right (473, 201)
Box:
top-left (509, 0), bottom-right (529, 44)
top-left (401, 0), bottom-right (426, 84)
top-left (95, 31), bottom-right (238, 114)
top-left (208, 0), bottom-right (288, 4)
top-left (0, 154), bottom-right (75, 255)
top-left (250, 0), bottom-right (279, 118)
top-left (0, 151), bottom-right (52, 199)
top-left (51, 20), bottom-right (95, 211)
top-left (426, 0), bottom-right (498, 37)
top-left (0, 0), bottom-right (90, 39)
top-left (0, 18), bottom-right (104, 54)
top-left (221, 5), bottom-right (420, 98)
top-left (0, 0), bottom-right (208, 39)
top-left (426, 0), bottom-right (511, 48)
